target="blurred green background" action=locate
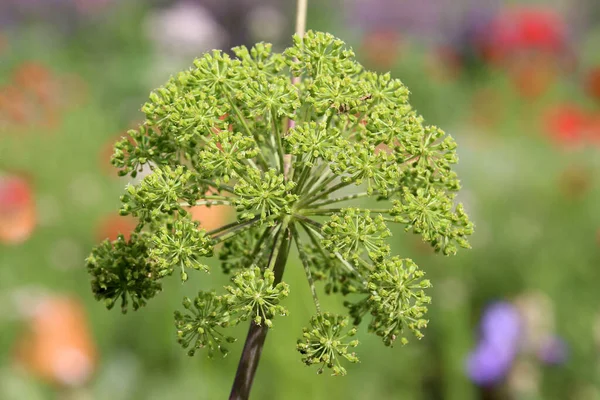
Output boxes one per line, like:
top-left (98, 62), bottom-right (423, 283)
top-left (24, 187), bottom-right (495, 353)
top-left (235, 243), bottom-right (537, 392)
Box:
top-left (1, 0), bottom-right (600, 399)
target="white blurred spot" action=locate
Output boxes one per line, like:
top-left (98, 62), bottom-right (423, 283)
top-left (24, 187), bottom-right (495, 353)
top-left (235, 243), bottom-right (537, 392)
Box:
top-left (48, 238), bottom-right (84, 271)
top-left (36, 194), bottom-right (61, 227)
top-left (145, 2), bottom-right (227, 56)
top-left (68, 174), bottom-right (102, 209)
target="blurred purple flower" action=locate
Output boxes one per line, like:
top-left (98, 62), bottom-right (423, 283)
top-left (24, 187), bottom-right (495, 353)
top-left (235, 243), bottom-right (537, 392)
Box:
top-left (466, 301), bottom-right (523, 386)
top-left (344, 0), bottom-right (447, 43)
top-left (537, 335), bottom-right (568, 365)
top-left (344, 0), bottom-right (503, 47)
top-left (480, 301), bottom-right (522, 348)
top-left (466, 340), bottom-right (516, 386)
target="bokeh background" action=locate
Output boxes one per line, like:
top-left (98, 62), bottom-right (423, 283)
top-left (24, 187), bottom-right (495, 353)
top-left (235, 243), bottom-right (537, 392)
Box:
top-left (2, 0), bottom-right (600, 399)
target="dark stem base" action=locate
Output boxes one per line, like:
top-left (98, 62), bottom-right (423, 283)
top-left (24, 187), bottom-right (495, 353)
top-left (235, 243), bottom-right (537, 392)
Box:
top-left (228, 322), bottom-right (269, 400)
top-left (228, 226), bottom-right (291, 400)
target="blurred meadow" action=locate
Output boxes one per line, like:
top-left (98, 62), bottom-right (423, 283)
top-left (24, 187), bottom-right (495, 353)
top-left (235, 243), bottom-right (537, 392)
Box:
top-left (1, 0), bottom-right (600, 399)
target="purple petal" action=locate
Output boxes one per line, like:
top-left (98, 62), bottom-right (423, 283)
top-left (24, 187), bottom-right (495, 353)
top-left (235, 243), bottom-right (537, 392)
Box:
top-left (466, 340), bottom-right (516, 385)
top-left (480, 301), bottom-right (522, 348)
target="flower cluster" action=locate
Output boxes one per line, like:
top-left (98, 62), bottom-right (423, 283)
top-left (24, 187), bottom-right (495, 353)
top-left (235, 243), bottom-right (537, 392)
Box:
top-left (297, 313), bottom-right (359, 376)
top-left (86, 31), bottom-right (472, 376)
top-left (86, 233), bottom-right (162, 313)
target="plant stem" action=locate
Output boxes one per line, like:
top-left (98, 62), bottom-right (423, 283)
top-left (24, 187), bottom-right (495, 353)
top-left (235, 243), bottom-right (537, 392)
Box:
top-left (229, 0), bottom-right (307, 397)
top-left (229, 222), bottom-right (292, 400)
top-left (285, 0), bottom-right (308, 179)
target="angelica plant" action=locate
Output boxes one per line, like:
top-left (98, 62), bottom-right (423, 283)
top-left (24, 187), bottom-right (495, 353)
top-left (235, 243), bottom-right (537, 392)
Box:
top-left (86, 21), bottom-right (473, 400)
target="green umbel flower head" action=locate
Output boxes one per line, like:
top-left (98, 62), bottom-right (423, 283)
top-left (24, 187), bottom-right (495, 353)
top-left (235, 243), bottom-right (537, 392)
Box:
top-left (86, 31), bottom-right (473, 375)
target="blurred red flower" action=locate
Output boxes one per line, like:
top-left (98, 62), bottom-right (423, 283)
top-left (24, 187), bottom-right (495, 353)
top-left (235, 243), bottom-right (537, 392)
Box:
top-left (485, 7), bottom-right (567, 64)
top-left (543, 104), bottom-right (589, 147)
top-left (0, 174), bottom-right (36, 244)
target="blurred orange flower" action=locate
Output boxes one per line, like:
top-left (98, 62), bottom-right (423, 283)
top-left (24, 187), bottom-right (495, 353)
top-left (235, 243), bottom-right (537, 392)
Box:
top-left (13, 62), bottom-right (55, 105)
top-left (0, 174), bottom-right (36, 244)
top-left (0, 84), bottom-right (30, 125)
top-left (14, 296), bottom-right (97, 387)
top-left (0, 61), bottom-right (87, 131)
top-left (95, 213), bottom-right (138, 242)
top-left (96, 202), bottom-right (232, 240)
top-left (188, 201), bottom-right (233, 232)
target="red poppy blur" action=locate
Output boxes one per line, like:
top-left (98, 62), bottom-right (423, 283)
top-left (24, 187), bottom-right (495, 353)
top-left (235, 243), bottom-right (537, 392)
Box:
top-left (0, 175), bottom-right (36, 244)
top-left (543, 104), bottom-right (589, 147)
top-left (485, 7), bottom-right (567, 65)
